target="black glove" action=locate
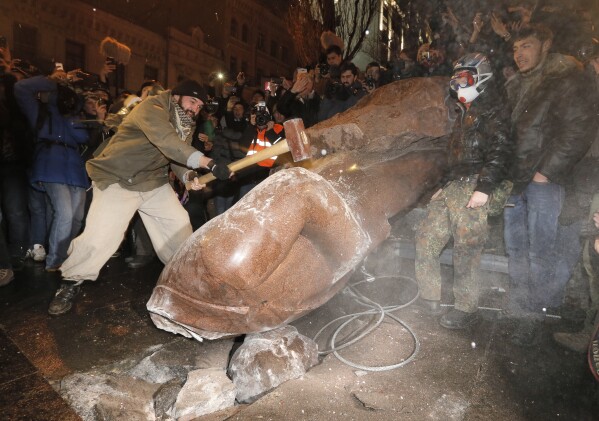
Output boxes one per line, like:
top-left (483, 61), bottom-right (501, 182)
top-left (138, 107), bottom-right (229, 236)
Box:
top-left (208, 160), bottom-right (231, 181)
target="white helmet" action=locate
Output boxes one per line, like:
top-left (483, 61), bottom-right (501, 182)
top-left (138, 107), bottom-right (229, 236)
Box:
top-left (450, 53), bottom-right (493, 103)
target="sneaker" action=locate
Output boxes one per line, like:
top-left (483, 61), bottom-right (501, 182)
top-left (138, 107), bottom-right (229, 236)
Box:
top-left (553, 331), bottom-right (592, 353)
top-left (414, 298), bottom-right (447, 316)
top-left (27, 244), bottom-right (47, 262)
top-left (0, 268), bottom-right (15, 287)
top-left (440, 309), bottom-right (480, 330)
top-left (48, 283), bottom-right (81, 316)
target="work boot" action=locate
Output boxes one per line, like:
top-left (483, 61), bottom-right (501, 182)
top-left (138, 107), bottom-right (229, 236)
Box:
top-left (553, 331), bottom-right (592, 353)
top-left (0, 268), bottom-right (15, 287)
top-left (511, 319), bottom-right (541, 347)
top-left (414, 298), bottom-right (446, 316)
top-left (440, 309), bottom-right (479, 329)
top-left (48, 282), bottom-right (81, 316)
top-left (127, 255), bottom-right (155, 269)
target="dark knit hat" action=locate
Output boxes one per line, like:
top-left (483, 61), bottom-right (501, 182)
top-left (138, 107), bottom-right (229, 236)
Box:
top-left (172, 79), bottom-right (207, 102)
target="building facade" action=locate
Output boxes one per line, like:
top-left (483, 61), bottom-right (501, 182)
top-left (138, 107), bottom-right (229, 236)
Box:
top-left (0, 0), bottom-right (297, 94)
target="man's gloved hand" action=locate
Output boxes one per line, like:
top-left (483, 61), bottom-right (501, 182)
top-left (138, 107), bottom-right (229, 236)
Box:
top-left (208, 160), bottom-right (232, 180)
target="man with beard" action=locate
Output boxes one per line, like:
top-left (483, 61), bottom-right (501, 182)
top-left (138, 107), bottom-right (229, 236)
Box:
top-left (49, 80), bottom-right (231, 316)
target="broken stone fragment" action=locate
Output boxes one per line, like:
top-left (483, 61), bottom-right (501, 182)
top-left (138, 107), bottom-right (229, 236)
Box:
top-left (153, 378), bottom-right (184, 420)
top-left (172, 368), bottom-right (236, 420)
top-left (228, 325), bottom-right (319, 403)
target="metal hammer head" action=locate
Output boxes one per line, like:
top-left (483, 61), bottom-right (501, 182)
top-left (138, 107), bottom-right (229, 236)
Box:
top-left (283, 118), bottom-right (311, 162)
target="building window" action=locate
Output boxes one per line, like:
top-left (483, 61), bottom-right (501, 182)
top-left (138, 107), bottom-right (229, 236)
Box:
top-left (257, 32), bottom-right (265, 51)
top-left (230, 55), bottom-right (237, 75)
top-left (281, 47), bottom-right (288, 62)
top-left (241, 60), bottom-right (248, 74)
top-left (241, 24), bottom-right (249, 43)
top-left (12, 23), bottom-right (37, 61)
top-left (230, 19), bottom-right (238, 38)
top-left (270, 40), bottom-right (278, 58)
top-left (256, 68), bottom-right (263, 86)
top-left (65, 40), bottom-right (86, 71)
top-left (144, 65), bottom-right (159, 81)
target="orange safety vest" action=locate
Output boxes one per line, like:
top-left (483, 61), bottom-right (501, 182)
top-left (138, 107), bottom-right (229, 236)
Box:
top-left (246, 123), bottom-right (285, 167)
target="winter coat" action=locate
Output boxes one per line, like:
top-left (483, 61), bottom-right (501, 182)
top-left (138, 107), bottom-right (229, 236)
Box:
top-left (14, 75), bottom-right (89, 189)
top-left (447, 84), bottom-right (513, 194)
top-left (86, 90), bottom-right (201, 191)
top-left (506, 53), bottom-right (598, 193)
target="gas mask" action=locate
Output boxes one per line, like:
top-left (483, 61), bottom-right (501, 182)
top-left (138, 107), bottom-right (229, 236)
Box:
top-left (450, 71), bottom-right (492, 104)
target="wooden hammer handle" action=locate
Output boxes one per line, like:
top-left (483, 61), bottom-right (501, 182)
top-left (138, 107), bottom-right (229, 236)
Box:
top-left (185, 139), bottom-right (290, 189)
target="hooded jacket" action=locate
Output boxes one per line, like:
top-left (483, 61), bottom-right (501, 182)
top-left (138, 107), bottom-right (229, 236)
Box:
top-left (14, 75), bottom-right (90, 189)
top-left (505, 53), bottom-right (598, 193)
top-left (87, 90), bottom-right (201, 191)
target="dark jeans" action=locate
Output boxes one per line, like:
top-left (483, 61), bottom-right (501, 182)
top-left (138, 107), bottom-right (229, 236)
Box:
top-left (214, 195), bottom-right (235, 216)
top-left (42, 182), bottom-right (86, 269)
top-left (504, 181), bottom-right (566, 314)
top-left (28, 186), bottom-right (48, 247)
top-left (0, 163), bottom-right (29, 256)
top-left (184, 191), bottom-right (208, 232)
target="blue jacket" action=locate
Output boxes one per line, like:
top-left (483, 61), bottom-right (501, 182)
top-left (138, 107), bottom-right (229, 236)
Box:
top-left (14, 76), bottom-right (89, 189)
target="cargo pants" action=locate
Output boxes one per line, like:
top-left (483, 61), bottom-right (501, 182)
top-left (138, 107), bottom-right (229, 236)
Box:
top-left (415, 179), bottom-right (489, 313)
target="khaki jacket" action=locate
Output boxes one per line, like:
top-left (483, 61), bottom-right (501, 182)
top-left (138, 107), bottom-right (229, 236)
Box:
top-left (87, 91), bottom-right (199, 191)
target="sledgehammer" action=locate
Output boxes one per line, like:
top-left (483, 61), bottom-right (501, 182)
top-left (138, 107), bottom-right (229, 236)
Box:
top-left (185, 118), bottom-right (311, 189)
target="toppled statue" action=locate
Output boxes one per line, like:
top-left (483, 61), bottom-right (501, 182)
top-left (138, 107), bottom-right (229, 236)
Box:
top-left (147, 77), bottom-right (452, 340)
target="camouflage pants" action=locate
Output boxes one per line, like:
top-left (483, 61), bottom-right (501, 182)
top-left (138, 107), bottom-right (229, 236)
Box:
top-left (415, 180), bottom-right (488, 313)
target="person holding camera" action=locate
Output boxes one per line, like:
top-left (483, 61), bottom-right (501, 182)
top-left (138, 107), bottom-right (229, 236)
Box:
top-left (314, 45), bottom-right (344, 97)
top-left (47, 80), bottom-right (231, 316)
top-left (14, 64), bottom-right (92, 274)
top-left (317, 61), bottom-right (366, 122)
top-left (235, 101), bottom-right (284, 199)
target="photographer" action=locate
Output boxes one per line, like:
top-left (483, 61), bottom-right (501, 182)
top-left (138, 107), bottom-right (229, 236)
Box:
top-left (364, 62), bottom-right (383, 93)
top-left (236, 101), bottom-right (284, 199)
top-left (13, 64), bottom-right (91, 273)
top-left (314, 45), bottom-right (343, 97)
top-left (318, 61), bottom-right (366, 122)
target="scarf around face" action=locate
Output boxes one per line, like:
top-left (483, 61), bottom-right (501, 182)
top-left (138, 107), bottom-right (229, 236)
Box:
top-left (173, 100), bottom-right (194, 140)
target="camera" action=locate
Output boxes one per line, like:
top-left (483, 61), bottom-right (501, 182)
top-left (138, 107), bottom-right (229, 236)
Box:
top-left (365, 75), bottom-right (376, 90)
top-left (319, 62), bottom-right (330, 76)
top-left (204, 100), bottom-right (219, 115)
top-left (252, 101), bottom-right (271, 126)
top-left (54, 80), bottom-right (81, 116)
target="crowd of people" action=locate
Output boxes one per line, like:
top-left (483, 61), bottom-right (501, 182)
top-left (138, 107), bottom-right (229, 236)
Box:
top-left (0, 0), bottom-right (598, 353)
